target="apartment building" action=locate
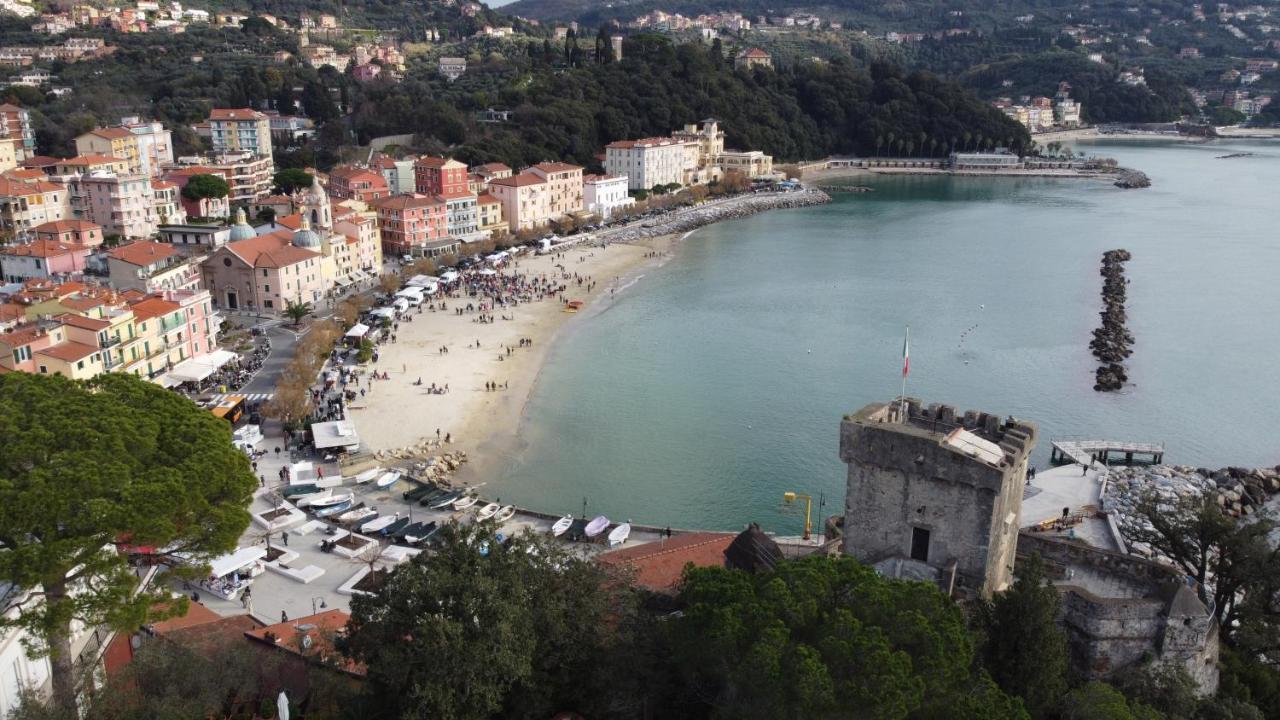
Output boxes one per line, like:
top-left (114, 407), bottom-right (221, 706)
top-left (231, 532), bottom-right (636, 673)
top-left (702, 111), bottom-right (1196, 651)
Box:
top-left (75, 119), bottom-right (173, 176)
top-left (528, 162), bottom-right (584, 218)
top-left (66, 173), bottom-right (163, 239)
top-left (0, 239), bottom-right (89, 281)
top-left (0, 103), bottom-right (35, 159)
top-left (372, 155), bottom-right (416, 195)
top-left (165, 152), bottom-right (272, 205)
top-left (54, 155), bottom-right (130, 176)
top-left (583, 174), bottom-right (634, 219)
top-left (207, 108), bottom-right (273, 158)
top-left (373, 194), bottom-right (447, 257)
top-left (33, 219), bottom-right (101, 247)
top-left (604, 137), bottom-right (698, 190)
top-left (414, 156), bottom-right (468, 196)
top-left (476, 193), bottom-right (504, 235)
top-left (439, 190), bottom-right (480, 241)
top-left (333, 211), bottom-right (382, 275)
top-left (0, 177), bottom-right (68, 235)
top-left (327, 165), bottom-right (389, 203)
top-left (487, 173), bottom-right (550, 232)
top-left (106, 240), bottom-right (202, 293)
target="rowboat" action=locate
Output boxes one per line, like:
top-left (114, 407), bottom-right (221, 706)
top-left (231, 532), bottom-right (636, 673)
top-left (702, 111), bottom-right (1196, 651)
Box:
top-left (427, 490), bottom-right (463, 509)
top-left (375, 471), bottom-right (401, 489)
top-left (379, 517), bottom-right (410, 537)
top-left (337, 507), bottom-right (377, 525)
top-left (404, 521), bottom-right (439, 545)
top-left (296, 491), bottom-right (333, 508)
top-left (476, 503), bottom-right (500, 520)
top-left (308, 492), bottom-right (353, 509)
top-left (550, 515), bottom-right (573, 537)
top-left (493, 505), bottom-right (516, 523)
top-left (584, 515), bottom-right (609, 538)
top-left (282, 484), bottom-right (319, 499)
top-left (392, 521), bottom-right (428, 541)
top-left (315, 500), bottom-right (353, 518)
top-left (418, 488), bottom-right (449, 506)
top-left (607, 522), bottom-right (631, 548)
top-left (360, 513), bottom-right (399, 533)
top-left (453, 495), bottom-right (478, 510)
top-left (353, 467), bottom-right (382, 484)
top-left (403, 484), bottom-right (436, 501)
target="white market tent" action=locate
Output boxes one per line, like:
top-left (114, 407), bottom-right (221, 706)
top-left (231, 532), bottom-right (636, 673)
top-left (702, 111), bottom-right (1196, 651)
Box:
top-left (438, 270), bottom-right (459, 284)
top-left (344, 323), bottom-right (370, 339)
top-left (311, 420), bottom-right (361, 451)
top-left (395, 287), bottom-right (424, 301)
top-left (405, 274), bottom-right (440, 288)
top-left (208, 546), bottom-right (267, 579)
top-left (369, 307), bottom-right (396, 320)
top-left (164, 349), bottom-right (238, 383)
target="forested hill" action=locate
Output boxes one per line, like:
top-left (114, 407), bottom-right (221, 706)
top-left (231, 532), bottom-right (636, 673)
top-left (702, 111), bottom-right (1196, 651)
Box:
top-left (350, 37), bottom-right (1031, 168)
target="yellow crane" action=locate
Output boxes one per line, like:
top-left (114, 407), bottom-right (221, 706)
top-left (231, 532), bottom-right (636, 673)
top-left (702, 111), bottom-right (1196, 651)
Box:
top-left (783, 491), bottom-right (813, 541)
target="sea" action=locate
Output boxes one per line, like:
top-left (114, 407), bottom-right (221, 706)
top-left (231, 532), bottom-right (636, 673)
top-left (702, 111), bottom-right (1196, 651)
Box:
top-left (487, 140), bottom-right (1280, 533)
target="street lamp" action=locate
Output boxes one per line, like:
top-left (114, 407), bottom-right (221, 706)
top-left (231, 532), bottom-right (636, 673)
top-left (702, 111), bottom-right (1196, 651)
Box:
top-left (311, 596), bottom-right (327, 615)
top-left (783, 491), bottom-right (813, 541)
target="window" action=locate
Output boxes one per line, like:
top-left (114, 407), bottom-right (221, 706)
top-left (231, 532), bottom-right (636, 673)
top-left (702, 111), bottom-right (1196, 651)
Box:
top-left (264, 300), bottom-right (273, 309)
top-left (76, 360), bottom-right (84, 370)
top-left (910, 527), bottom-right (931, 563)
top-left (38, 365), bottom-right (47, 374)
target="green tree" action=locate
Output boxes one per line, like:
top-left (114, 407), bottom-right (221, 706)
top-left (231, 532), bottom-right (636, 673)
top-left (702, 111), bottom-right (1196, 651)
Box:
top-left (273, 168), bottom-right (313, 195)
top-left (179, 173), bottom-right (229, 201)
top-left (340, 524), bottom-right (640, 719)
top-left (1060, 682), bottom-right (1162, 720)
top-left (977, 554), bottom-right (1070, 717)
top-left (0, 373), bottom-right (255, 712)
top-left (282, 299), bottom-right (313, 326)
top-left (668, 555), bottom-right (1028, 720)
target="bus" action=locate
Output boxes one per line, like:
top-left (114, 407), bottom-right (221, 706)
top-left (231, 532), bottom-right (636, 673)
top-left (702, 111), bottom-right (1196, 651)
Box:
top-left (210, 395), bottom-right (246, 425)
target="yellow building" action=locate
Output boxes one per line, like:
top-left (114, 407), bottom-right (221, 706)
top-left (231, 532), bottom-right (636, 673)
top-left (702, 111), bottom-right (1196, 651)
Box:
top-left (476, 193), bottom-right (504, 234)
top-left (74, 127), bottom-right (139, 172)
top-left (54, 155), bottom-right (131, 176)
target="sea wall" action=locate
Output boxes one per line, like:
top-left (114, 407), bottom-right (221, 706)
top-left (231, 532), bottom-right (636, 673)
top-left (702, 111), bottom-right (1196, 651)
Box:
top-left (602, 189), bottom-right (830, 243)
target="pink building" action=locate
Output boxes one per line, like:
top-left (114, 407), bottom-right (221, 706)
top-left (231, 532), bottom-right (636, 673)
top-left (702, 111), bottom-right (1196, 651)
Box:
top-left (328, 166), bottom-right (389, 203)
top-left (200, 228), bottom-right (326, 313)
top-left (373, 194), bottom-right (447, 257)
top-left (0, 239), bottom-right (90, 282)
top-left (127, 288), bottom-right (220, 369)
top-left (414, 156), bottom-right (468, 196)
top-left (33, 219), bottom-right (103, 247)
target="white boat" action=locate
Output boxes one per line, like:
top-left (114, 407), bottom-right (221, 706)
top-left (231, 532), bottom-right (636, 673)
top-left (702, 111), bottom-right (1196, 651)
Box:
top-left (607, 522), bottom-right (631, 548)
top-left (337, 507), bottom-right (377, 524)
top-left (353, 467), bottom-right (382, 484)
top-left (493, 505), bottom-right (516, 523)
top-left (308, 492), bottom-right (353, 509)
top-left (375, 471), bottom-right (401, 489)
top-left (584, 515), bottom-right (609, 538)
top-left (453, 495), bottom-right (478, 510)
top-left (296, 490), bottom-right (333, 508)
top-left (314, 500), bottom-right (353, 518)
top-left (476, 503), bottom-right (499, 520)
top-left (360, 513), bottom-right (399, 533)
top-left (550, 515), bottom-right (573, 537)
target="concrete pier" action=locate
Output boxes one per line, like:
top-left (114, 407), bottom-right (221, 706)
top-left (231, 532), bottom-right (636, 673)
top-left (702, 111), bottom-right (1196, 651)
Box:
top-left (1050, 439), bottom-right (1164, 466)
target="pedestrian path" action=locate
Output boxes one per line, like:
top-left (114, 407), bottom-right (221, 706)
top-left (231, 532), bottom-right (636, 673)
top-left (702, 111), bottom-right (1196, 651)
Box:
top-left (208, 392), bottom-right (274, 403)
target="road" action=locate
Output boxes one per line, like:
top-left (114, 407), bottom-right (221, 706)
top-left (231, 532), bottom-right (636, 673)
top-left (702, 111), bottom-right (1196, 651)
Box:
top-left (241, 324), bottom-right (303, 396)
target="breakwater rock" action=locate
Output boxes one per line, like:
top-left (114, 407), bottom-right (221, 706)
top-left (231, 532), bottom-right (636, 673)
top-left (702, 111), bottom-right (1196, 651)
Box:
top-left (1092, 249), bottom-right (1134, 392)
top-left (602, 189), bottom-right (831, 243)
top-left (815, 184), bottom-right (875, 193)
top-left (1104, 464), bottom-right (1280, 560)
top-left (1114, 169), bottom-right (1151, 188)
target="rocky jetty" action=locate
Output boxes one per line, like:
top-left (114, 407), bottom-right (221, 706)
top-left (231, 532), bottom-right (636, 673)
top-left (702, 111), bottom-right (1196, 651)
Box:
top-left (1104, 464), bottom-right (1280, 561)
top-left (816, 184), bottom-right (875, 193)
top-left (1091, 249), bottom-right (1134, 392)
top-left (1114, 169), bottom-right (1151, 188)
top-left (600, 188), bottom-right (830, 243)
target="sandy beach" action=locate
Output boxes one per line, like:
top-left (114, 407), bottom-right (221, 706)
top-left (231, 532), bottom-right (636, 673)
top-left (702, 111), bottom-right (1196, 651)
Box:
top-left (348, 235), bottom-right (678, 473)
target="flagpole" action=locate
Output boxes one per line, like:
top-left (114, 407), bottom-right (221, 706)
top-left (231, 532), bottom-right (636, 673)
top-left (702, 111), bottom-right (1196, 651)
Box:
top-left (899, 325), bottom-right (909, 420)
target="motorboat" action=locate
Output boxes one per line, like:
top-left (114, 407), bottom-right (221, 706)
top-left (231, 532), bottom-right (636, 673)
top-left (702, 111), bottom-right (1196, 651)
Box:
top-left (375, 471), bottom-right (402, 489)
top-left (337, 507), bottom-right (377, 525)
top-left (493, 505), bottom-right (516, 523)
top-left (353, 467), bottom-right (382, 484)
top-left (315, 500), bottom-right (353, 518)
top-left (584, 515), bottom-right (610, 538)
top-left (296, 490), bottom-right (334, 508)
top-left (308, 492), bottom-right (353, 509)
top-left (453, 495), bottom-right (478, 510)
top-left (476, 503), bottom-right (500, 520)
top-left (282, 484), bottom-right (319, 499)
top-left (404, 484), bottom-right (436, 501)
top-left (379, 517), bottom-right (410, 537)
top-left (404, 521), bottom-right (439, 545)
top-left (607, 523), bottom-right (631, 548)
top-left (427, 490), bottom-right (463, 509)
top-left (550, 515), bottom-right (573, 537)
top-left (360, 514), bottom-right (399, 534)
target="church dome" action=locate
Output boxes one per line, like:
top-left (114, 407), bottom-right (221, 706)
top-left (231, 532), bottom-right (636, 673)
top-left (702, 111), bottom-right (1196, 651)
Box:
top-left (228, 207), bottom-right (256, 242)
top-left (291, 214), bottom-right (322, 249)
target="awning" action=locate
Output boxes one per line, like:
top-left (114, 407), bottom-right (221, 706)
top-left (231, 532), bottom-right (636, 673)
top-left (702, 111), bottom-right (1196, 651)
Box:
top-left (203, 350), bottom-right (238, 369)
top-left (369, 307), bottom-right (396, 319)
top-left (395, 288), bottom-right (423, 299)
top-left (344, 323), bottom-right (370, 338)
top-left (208, 546), bottom-right (267, 578)
top-left (405, 274), bottom-right (439, 288)
top-left (311, 420), bottom-right (360, 450)
top-left (156, 373), bottom-right (185, 388)
top-left (166, 358), bottom-right (216, 383)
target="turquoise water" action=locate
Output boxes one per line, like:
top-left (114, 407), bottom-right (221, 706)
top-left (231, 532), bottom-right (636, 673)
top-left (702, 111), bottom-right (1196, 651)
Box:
top-left (490, 140), bottom-right (1280, 533)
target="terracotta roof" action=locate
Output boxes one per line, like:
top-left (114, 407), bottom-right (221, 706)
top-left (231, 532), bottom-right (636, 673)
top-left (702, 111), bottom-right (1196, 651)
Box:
top-left (60, 154), bottom-right (126, 166)
top-left (165, 166), bottom-right (222, 179)
top-left (475, 162), bottom-right (512, 174)
top-left (108, 241), bottom-right (177, 266)
top-left (147, 601), bottom-right (222, 634)
top-left (0, 178), bottom-right (61, 196)
top-left (0, 240), bottom-right (82, 258)
top-left (87, 127), bottom-right (133, 140)
top-left (476, 192), bottom-right (499, 204)
top-left (606, 137), bottom-right (683, 150)
top-left (127, 296), bottom-right (180, 322)
top-left (59, 295), bottom-right (111, 312)
top-left (33, 219), bottom-right (100, 234)
top-left (437, 189), bottom-right (475, 201)
top-left (0, 324), bottom-right (53, 347)
top-left (740, 47), bottom-right (770, 58)
top-left (56, 313), bottom-right (110, 330)
top-left (597, 533), bottom-right (735, 592)
top-left (0, 104), bottom-right (25, 113)
top-left (375, 194), bottom-right (442, 210)
top-left (415, 156), bottom-right (466, 170)
top-left (209, 108), bottom-right (264, 121)
top-left (584, 174), bottom-right (625, 183)
top-left (329, 166), bottom-right (385, 183)
top-left (225, 231), bottom-right (320, 269)
top-left (532, 161), bottom-right (582, 174)
top-left (36, 340), bottom-right (98, 362)
top-left (489, 172), bottom-right (545, 188)
top-left (244, 610), bottom-right (364, 676)
top-left (163, 615), bottom-right (264, 658)
top-left (152, 180), bottom-right (177, 190)
top-left (20, 155), bottom-right (60, 169)
top-left (5, 168), bottom-right (48, 181)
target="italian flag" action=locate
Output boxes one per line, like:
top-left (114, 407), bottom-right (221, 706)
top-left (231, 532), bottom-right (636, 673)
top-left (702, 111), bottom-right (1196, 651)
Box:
top-left (902, 327), bottom-right (910, 379)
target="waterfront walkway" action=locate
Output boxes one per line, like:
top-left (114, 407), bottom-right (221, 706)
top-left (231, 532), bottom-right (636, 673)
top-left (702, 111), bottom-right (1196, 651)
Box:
top-left (1050, 438), bottom-right (1165, 466)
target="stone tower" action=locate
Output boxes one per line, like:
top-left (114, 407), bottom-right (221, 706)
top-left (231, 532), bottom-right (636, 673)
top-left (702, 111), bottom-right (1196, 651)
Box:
top-left (839, 398), bottom-right (1037, 598)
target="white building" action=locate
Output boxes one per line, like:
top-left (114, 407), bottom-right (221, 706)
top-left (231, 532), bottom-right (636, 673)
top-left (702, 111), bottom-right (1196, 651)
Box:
top-left (603, 137), bottom-right (698, 191)
top-left (583, 174), bottom-right (633, 219)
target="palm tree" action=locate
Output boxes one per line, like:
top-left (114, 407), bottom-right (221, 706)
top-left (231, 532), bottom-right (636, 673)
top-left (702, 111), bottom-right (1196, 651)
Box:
top-left (886, 131), bottom-right (897, 158)
top-left (875, 135), bottom-right (884, 157)
top-left (283, 299), bottom-right (313, 326)
top-left (929, 137), bottom-right (939, 157)
top-left (962, 131), bottom-right (972, 152)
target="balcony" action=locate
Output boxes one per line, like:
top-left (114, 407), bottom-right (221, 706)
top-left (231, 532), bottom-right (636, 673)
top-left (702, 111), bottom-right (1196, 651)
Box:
top-left (99, 335), bottom-right (121, 349)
